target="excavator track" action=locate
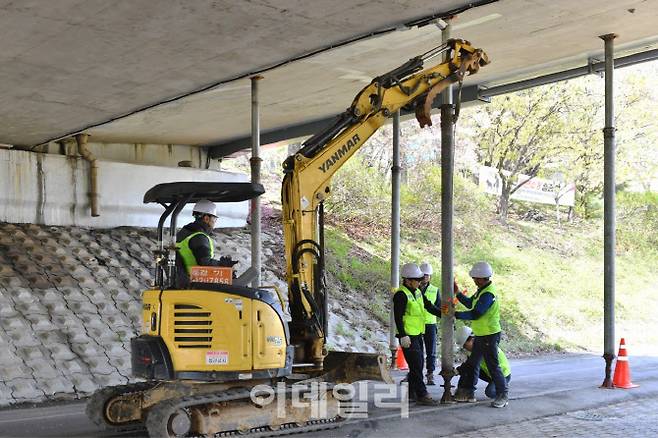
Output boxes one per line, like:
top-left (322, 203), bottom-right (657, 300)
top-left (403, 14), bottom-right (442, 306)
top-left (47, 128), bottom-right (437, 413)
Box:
top-left (145, 386), bottom-right (342, 437)
top-left (213, 417), bottom-right (341, 437)
top-left (86, 381), bottom-right (158, 433)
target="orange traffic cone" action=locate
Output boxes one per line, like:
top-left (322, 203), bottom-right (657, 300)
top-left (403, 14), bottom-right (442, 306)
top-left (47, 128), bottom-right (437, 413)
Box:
top-left (612, 338), bottom-right (639, 389)
top-left (395, 345), bottom-right (408, 370)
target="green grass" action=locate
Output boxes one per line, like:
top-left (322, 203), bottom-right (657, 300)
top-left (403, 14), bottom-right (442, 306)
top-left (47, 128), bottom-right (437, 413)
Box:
top-left (226, 141), bottom-right (658, 357)
top-left (335, 321), bottom-right (348, 337)
top-left (324, 210), bottom-right (658, 357)
top-left (323, 157), bottom-right (658, 357)
top-left (324, 228), bottom-right (392, 324)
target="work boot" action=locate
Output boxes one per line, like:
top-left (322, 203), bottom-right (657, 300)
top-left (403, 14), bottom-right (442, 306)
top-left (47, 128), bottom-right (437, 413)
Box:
top-left (426, 373), bottom-right (435, 386)
top-left (491, 392), bottom-right (509, 408)
top-left (453, 388), bottom-right (477, 403)
top-left (416, 394), bottom-right (439, 406)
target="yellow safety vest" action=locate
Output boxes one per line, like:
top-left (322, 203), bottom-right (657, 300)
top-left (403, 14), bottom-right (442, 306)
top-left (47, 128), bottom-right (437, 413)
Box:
top-left (395, 285), bottom-right (425, 336)
top-left (423, 284), bottom-right (439, 325)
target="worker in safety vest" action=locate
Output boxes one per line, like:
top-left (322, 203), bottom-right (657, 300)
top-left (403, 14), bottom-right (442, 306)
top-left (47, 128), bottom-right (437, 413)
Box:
top-left (393, 263), bottom-right (442, 406)
top-left (419, 262), bottom-right (440, 386)
top-left (455, 325), bottom-right (511, 400)
top-left (446, 261), bottom-right (509, 408)
top-left (175, 200), bottom-right (237, 287)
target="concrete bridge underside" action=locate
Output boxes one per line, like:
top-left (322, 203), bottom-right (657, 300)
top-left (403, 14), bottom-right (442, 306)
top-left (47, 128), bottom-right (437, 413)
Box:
top-left (1, 0), bottom-right (657, 154)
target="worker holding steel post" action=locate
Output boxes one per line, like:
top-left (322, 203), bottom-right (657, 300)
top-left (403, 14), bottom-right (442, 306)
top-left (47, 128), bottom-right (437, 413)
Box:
top-left (445, 261), bottom-right (509, 408)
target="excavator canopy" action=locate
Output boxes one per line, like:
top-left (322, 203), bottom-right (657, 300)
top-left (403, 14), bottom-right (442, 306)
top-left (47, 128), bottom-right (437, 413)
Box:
top-left (143, 181), bottom-right (265, 204)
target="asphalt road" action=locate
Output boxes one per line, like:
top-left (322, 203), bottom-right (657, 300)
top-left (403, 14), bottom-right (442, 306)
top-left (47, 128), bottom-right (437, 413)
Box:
top-left (1, 353), bottom-right (657, 438)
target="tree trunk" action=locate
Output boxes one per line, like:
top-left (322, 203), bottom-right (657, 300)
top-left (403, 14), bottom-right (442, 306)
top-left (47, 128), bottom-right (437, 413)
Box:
top-left (400, 148), bottom-right (408, 185)
top-left (555, 201), bottom-right (561, 226)
top-left (499, 189), bottom-right (511, 222)
top-left (498, 177), bottom-right (511, 222)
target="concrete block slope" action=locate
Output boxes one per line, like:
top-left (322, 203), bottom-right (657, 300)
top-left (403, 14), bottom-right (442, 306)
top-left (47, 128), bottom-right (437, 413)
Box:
top-left (0, 222), bottom-right (160, 406)
top-left (0, 220), bottom-right (382, 406)
top-left (0, 222), bottom-right (290, 406)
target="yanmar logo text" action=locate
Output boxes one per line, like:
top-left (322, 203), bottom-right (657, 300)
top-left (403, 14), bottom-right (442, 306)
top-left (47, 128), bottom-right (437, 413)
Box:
top-left (318, 134), bottom-right (360, 173)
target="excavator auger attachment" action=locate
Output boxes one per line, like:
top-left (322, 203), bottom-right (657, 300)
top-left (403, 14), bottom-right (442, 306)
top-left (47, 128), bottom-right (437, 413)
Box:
top-left (415, 47), bottom-right (490, 128)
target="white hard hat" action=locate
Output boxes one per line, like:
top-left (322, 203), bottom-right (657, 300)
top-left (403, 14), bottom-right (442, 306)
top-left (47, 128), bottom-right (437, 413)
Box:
top-left (469, 261), bottom-right (493, 278)
top-left (419, 262), bottom-right (433, 275)
top-left (455, 325), bottom-right (473, 347)
top-left (193, 199), bottom-right (217, 217)
top-left (401, 263), bottom-right (423, 279)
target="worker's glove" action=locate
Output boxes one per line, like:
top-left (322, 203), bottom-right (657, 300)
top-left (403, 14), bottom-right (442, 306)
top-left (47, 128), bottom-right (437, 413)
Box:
top-left (441, 302), bottom-right (452, 316)
top-left (399, 336), bottom-right (411, 349)
top-left (218, 256), bottom-right (239, 267)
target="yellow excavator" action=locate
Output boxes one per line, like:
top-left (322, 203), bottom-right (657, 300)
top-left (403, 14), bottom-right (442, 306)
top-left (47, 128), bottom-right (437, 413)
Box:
top-left (86, 38), bottom-right (488, 437)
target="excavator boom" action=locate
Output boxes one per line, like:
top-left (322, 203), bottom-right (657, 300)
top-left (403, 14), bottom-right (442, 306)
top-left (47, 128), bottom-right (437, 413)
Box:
top-left (282, 39), bottom-right (489, 368)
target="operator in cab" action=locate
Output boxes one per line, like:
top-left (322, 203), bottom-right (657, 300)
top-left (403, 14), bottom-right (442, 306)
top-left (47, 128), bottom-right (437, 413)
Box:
top-left (175, 199), bottom-right (237, 288)
top-left (393, 262), bottom-right (442, 406)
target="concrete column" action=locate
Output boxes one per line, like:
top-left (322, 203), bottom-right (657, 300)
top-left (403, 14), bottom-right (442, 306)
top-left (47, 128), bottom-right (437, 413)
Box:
top-left (250, 76), bottom-right (263, 288)
top-left (439, 20), bottom-right (456, 403)
top-left (390, 110), bottom-right (402, 367)
top-left (600, 33), bottom-right (617, 388)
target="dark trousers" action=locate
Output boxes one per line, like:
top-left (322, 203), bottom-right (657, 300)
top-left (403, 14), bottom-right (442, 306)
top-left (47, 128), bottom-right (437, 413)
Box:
top-left (401, 335), bottom-right (428, 398)
top-left (482, 374), bottom-right (512, 398)
top-left (422, 324), bottom-right (437, 374)
top-left (457, 332), bottom-right (508, 396)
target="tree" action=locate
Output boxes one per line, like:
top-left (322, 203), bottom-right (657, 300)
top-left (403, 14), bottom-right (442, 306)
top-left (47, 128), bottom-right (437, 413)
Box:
top-left (463, 83), bottom-right (575, 222)
top-left (554, 79), bottom-right (604, 219)
top-left (560, 69), bottom-right (658, 219)
top-left (615, 70), bottom-right (658, 192)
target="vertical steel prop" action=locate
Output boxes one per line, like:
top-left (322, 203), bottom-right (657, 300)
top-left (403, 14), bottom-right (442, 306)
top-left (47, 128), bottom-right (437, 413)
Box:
top-left (250, 76), bottom-right (263, 288)
top-left (390, 110), bottom-right (402, 367)
top-left (439, 20), bottom-right (457, 403)
top-left (600, 33), bottom-right (617, 388)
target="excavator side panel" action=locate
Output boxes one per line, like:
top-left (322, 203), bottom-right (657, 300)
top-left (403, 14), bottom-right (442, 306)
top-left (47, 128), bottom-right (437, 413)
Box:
top-left (252, 299), bottom-right (288, 369)
top-left (137, 289), bottom-right (288, 375)
top-left (159, 289), bottom-right (253, 372)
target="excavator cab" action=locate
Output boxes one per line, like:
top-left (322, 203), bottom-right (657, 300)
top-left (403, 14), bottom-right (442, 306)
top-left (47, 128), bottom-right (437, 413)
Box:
top-left (131, 181), bottom-right (294, 381)
top-left (86, 181), bottom-right (389, 437)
